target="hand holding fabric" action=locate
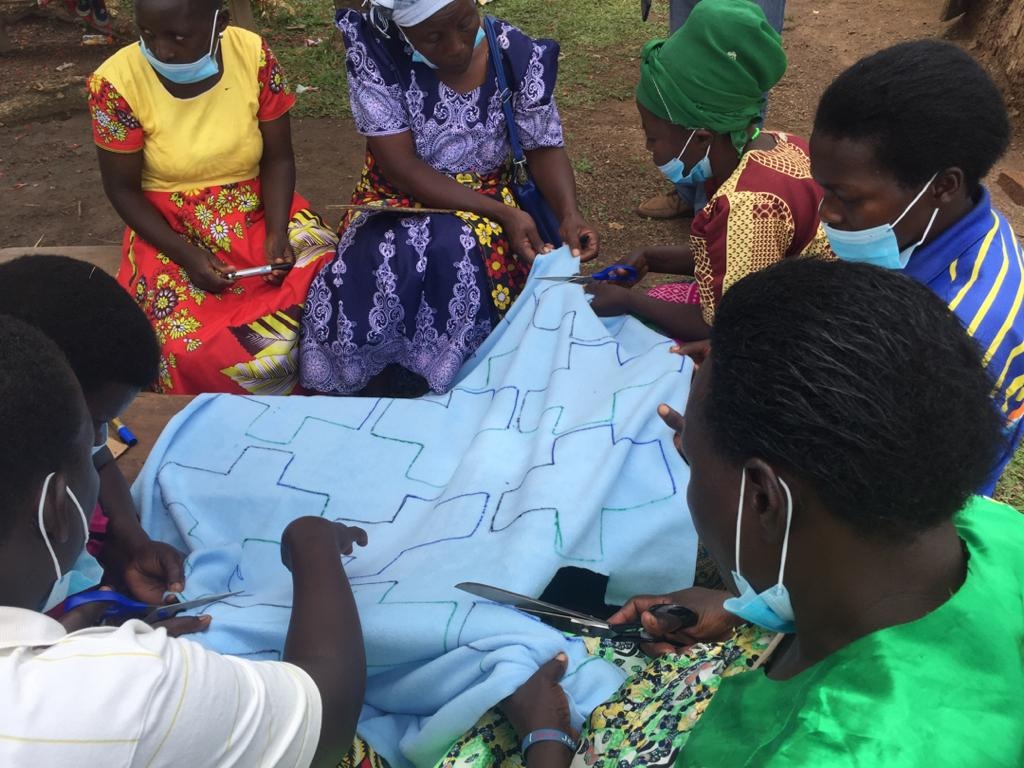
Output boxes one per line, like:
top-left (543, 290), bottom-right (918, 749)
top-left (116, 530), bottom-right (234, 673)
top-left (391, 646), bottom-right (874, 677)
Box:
top-left (500, 653), bottom-right (576, 740)
top-left (501, 207), bottom-right (548, 265)
top-left (559, 214), bottom-right (599, 262)
top-left (671, 339), bottom-right (711, 368)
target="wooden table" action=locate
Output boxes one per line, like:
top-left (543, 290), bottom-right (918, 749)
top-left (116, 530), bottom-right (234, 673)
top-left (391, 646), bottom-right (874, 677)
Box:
top-left (117, 393), bottom-right (195, 485)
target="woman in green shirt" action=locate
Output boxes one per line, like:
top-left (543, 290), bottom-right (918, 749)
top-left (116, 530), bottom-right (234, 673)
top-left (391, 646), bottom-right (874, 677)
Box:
top-left (499, 258), bottom-right (1024, 767)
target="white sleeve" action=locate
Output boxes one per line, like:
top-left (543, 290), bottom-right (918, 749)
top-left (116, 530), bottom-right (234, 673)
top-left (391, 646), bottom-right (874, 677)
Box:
top-left (134, 629), bottom-right (324, 768)
top-left (0, 621), bottom-right (322, 768)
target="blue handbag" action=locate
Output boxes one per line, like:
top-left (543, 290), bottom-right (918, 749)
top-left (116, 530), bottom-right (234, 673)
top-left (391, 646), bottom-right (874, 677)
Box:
top-left (483, 15), bottom-right (563, 248)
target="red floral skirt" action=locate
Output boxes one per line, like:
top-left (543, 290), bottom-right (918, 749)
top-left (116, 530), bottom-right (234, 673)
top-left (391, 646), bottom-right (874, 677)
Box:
top-left (119, 177), bottom-right (336, 394)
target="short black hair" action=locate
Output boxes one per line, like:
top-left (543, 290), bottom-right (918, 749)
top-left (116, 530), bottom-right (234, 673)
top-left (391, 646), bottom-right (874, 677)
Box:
top-left (0, 315), bottom-right (85, 519)
top-left (706, 259), bottom-right (1003, 538)
top-left (813, 40), bottom-right (1009, 194)
top-left (0, 256), bottom-right (158, 393)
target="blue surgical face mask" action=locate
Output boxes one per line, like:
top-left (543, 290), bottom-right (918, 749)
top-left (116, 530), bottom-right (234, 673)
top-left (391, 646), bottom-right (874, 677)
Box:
top-left (406, 25), bottom-right (484, 70)
top-left (822, 173), bottom-right (939, 270)
top-left (38, 472), bottom-right (103, 614)
top-left (722, 470), bottom-right (796, 634)
top-left (139, 9), bottom-right (221, 85)
top-left (657, 129), bottom-right (713, 189)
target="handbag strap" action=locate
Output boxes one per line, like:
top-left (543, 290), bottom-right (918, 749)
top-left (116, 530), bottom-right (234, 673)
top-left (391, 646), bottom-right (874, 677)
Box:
top-left (483, 15), bottom-right (530, 182)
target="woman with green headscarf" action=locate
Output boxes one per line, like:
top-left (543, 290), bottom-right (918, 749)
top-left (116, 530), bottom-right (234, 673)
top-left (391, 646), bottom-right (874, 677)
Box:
top-left (588, 0), bottom-right (832, 344)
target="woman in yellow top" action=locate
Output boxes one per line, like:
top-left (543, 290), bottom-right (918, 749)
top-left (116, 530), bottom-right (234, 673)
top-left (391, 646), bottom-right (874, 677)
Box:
top-left (87, 0), bottom-right (336, 395)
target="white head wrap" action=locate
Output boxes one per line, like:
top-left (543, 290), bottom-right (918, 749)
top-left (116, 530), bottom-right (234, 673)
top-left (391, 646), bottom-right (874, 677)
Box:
top-left (370, 0), bottom-right (458, 28)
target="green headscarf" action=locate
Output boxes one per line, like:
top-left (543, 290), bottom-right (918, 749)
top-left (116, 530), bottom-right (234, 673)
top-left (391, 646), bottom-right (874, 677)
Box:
top-left (636, 0), bottom-right (787, 156)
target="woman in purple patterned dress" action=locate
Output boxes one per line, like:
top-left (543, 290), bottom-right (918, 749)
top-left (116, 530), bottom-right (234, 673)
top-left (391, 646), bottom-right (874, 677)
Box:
top-left (299, 0), bottom-right (599, 396)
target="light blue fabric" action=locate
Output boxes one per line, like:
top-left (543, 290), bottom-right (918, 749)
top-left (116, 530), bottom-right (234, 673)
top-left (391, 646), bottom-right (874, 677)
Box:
top-left (135, 247), bottom-right (697, 768)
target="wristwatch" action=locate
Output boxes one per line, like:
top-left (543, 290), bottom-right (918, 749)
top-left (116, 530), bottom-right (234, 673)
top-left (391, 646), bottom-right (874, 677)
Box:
top-left (521, 728), bottom-right (579, 756)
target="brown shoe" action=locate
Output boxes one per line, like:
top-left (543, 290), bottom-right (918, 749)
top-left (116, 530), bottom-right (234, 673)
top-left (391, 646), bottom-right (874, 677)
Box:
top-left (635, 190), bottom-right (693, 219)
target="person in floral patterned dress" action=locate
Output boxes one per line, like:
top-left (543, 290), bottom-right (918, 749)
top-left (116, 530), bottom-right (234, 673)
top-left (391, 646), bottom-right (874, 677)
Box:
top-left (88, 0), bottom-right (337, 395)
top-left (299, 0), bottom-right (599, 396)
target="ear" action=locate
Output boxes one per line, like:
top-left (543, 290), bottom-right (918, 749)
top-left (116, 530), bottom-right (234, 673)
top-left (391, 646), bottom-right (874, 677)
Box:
top-left (39, 473), bottom-right (74, 546)
top-left (217, 8), bottom-right (231, 33)
top-left (933, 167), bottom-right (965, 205)
top-left (743, 458), bottom-right (789, 545)
top-left (693, 129), bottom-right (715, 147)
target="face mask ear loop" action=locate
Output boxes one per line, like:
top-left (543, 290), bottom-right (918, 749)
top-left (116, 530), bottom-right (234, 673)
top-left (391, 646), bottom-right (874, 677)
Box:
top-left (910, 207), bottom-right (940, 251)
top-left (891, 172), bottom-right (939, 227)
top-left (65, 486), bottom-right (89, 538)
top-left (698, 141), bottom-right (711, 167)
top-left (776, 478), bottom-right (794, 585)
top-left (37, 472), bottom-right (62, 582)
top-left (208, 9), bottom-right (221, 57)
top-left (651, 79), bottom-right (676, 125)
top-left (674, 129), bottom-right (697, 163)
top-left (734, 468), bottom-right (748, 575)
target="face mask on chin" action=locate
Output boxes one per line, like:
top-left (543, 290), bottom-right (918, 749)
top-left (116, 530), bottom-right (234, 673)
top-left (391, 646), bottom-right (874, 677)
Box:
top-left (38, 472), bottom-right (103, 614)
top-left (139, 9), bottom-right (221, 85)
top-left (721, 469), bottom-right (797, 634)
top-left (404, 25), bottom-right (484, 69)
top-left (823, 173), bottom-right (940, 270)
top-left (656, 128), bottom-right (713, 189)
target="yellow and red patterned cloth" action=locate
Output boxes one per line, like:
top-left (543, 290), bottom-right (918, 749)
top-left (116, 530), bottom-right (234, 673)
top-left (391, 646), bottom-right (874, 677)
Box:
top-left (88, 28), bottom-right (335, 394)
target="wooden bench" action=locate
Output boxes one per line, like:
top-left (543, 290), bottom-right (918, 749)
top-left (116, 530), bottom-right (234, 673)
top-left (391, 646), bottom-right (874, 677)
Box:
top-left (117, 394), bottom-right (195, 485)
top-left (0, 245), bottom-right (121, 275)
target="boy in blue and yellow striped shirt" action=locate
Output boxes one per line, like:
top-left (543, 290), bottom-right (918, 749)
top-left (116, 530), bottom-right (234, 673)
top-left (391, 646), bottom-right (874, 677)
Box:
top-left (810, 39), bottom-right (1021, 494)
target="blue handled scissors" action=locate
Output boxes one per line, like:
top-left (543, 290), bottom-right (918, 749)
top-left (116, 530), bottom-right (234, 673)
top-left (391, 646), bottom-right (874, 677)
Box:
top-left (63, 590), bottom-right (242, 623)
top-left (537, 264), bottom-right (638, 285)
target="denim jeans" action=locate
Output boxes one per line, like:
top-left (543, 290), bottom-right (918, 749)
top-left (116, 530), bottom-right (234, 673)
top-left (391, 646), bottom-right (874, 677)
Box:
top-left (669, 0), bottom-right (786, 33)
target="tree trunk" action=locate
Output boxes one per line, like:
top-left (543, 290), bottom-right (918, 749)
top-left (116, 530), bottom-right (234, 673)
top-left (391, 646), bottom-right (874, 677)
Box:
top-left (956, 0), bottom-right (1024, 109)
top-left (229, 0), bottom-right (257, 31)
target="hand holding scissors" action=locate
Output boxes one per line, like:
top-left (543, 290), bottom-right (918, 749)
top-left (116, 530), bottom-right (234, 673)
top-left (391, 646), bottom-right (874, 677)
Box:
top-left (537, 264), bottom-right (639, 286)
top-left (456, 582), bottom-right (697, 644)
top-left (63, 589), bottom-right (241, 624)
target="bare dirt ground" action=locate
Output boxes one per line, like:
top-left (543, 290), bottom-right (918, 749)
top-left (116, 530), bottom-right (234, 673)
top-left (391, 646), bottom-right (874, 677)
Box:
top-left (1, 0), bottom-right (1022, 257)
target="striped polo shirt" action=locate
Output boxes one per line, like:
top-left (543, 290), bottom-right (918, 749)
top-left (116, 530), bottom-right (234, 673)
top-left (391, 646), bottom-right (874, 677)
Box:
top-left (904, 187), bottom-right (1024, 493)
top-left (0, 607), bottom-right (322, 766)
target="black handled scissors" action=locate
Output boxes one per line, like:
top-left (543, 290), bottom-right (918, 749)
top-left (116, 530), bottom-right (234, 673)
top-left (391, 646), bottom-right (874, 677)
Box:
top-left (456, 582), bottom-right (697, 643)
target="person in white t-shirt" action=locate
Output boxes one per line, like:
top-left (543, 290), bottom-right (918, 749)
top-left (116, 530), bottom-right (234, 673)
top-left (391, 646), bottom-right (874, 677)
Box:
top-left (0, 313), bottom-right (368, 768)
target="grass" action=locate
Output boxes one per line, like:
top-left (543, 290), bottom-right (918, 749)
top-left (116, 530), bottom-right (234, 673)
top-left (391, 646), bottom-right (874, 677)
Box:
top-left (261, 2), bottom-right (349, 118)
top-left (573, 156), bottom-right (595, 175)
top-left (263, 0), bottom-right (667, 117)
top-left (995, 447), bottom-right (1024, 509)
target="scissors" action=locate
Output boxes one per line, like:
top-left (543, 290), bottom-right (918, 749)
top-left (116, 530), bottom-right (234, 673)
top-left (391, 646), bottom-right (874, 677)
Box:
top-left (536, 264), bottom-right (639, 286)
top-left (63, 590), bottom-right (242, 624)
top-left (642, 0), bottom-right (653, 21)
top-left (456, 582), bottom-right (697, 643)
